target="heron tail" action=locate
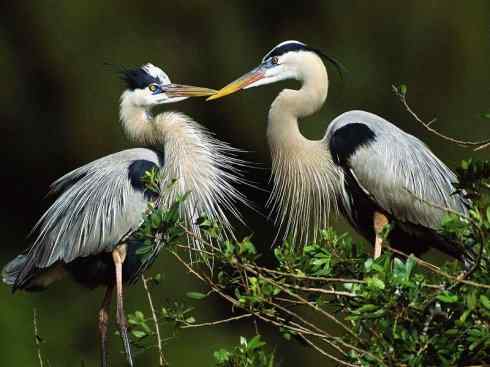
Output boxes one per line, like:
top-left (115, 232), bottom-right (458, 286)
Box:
top-left (2, 254), bottom-right (28, 289)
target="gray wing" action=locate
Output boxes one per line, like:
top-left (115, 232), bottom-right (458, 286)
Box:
top-left (23, 148), bottom-right (163, 270)
top-left (327, 110), bottom-right (467, 229)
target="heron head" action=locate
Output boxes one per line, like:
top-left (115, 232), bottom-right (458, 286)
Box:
top-left (208, 41), bottom-right (342, 100)
top-left (120, 63), bottom-right (216, 106)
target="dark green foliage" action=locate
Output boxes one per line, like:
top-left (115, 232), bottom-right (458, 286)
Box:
top-left (132, 191), bottom-right (188, 264)
top-left (213, 336), bottom-right (275, 367)
top-left (127, 159), bottom-right (489, 366)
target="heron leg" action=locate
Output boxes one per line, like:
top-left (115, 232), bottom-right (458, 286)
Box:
top-left (373, 212), bottom-right (389, 259)
top-left (112, 244), bottom-right (133, 367)
top-left (99, 285), bottom-right (113, 367)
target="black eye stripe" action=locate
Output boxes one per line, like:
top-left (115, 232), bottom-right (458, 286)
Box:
top-left (262, 42), bottom-right (346, 80)
top-left (263, 42), bottom-right (307, 60)
top-left (120, 68), bottom-right (161, 90)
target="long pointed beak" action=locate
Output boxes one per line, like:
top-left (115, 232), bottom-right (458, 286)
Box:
top-left (163, 84), bottom-right (217, 97)
top-left (207, 66), bottom-right (266, 101)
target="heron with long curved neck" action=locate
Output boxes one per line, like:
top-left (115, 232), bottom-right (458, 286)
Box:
top-left (209, 40), bottom-right (470, 262)
top-left (3, 63), bottom-right (248, 367)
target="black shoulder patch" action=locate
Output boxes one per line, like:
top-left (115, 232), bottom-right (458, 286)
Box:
top-left (128, 160), bottom-right (159, 193)
top-left (329, 123), bottom-right (376, 166)
top-left (121, 68), bottom-right (160, 90)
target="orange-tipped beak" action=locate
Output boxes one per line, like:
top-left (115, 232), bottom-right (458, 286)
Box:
top-left (207, 67), bottom-right (265, 101)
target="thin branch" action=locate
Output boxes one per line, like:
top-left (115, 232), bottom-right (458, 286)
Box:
top-left (180, 313), bottom-right (253, 328)
top-left (171, 250), bottom-right (367, 366)
top-left (392, 85), bottom-right (490, 151)
top-left (283, 283), bottom-right (357, 298)
top-left (250, 265), bottom-right (365, 284)
top-left (141, 275), bottom-right (168, 367)
top-left (243, 265), bottom-right (364, 345)
top-left (33, 308), bottom-right (44, 367)
top-left (300, 335), bottom-right (359, 367)
top-left (384, 245), bottom-right (490, 289)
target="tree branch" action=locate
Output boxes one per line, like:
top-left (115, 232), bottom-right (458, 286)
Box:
top-left (141, 275), bottom-right (168, 367)
top-left (33, 308), bottom-right (44, 367)
top-left (392, 85), bottom-right (490, 151)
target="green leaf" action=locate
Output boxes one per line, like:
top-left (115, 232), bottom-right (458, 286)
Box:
top-left (398, 84), bottom-right (408, 96)
top-left (240, 336), bottom-right (247, 346)
top-left (213, 349), bottom-right (231, 363)
top-left (366, 276), bottom-right (385, 290)
top-left (405, 256), bottom-right (416, 278)
top-left (364, 258), bottom-right (373, 272)
top-left (481, 112), bottom-right (490, 119)
top-left (247, 335), bottom-right (266, 350)
top-left (135, 245), bottom-right (152, 256)
top-left (186, 291), bottom-right (208, 300)
top-left (355, 304), bottom-right (379, 314)
top-left (437, 291), bottom-right (459, 303)
top-left (131, 330), bottom-right (147, 339)
top-left (480, 295), bottom-right (490, 310)
top-left (486, 206), bottom-right (490, 224)
top-left (458, 309), bottom-right (471, 325)
top-left (467, 291), bottom-right (477, 310)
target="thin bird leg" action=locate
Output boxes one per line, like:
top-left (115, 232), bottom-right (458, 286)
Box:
top-left (99, 285), bottom-right (114, 367)
top-left (112, 244), bottom-right (133, 367)
top-left (373, 211), bottom-right (389, 259)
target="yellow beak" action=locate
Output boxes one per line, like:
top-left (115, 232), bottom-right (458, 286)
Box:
top-left (207, 67), bottom-right (265, 101)
top-left (164, 84), bottom-right (217, 97)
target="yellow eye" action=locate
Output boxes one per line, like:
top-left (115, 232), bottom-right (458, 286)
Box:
top-left (271, 56), bottom-right (279, 65)
top-left (149, 84), bottom-right (158, 92)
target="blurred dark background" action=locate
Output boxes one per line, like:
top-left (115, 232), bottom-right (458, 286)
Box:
top-left (0, 1), bottom-right (489, 366)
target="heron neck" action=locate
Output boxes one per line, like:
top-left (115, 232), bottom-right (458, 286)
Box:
top-left (120, 100), bottom-right (245, 231)
top-left (120, 100), bottom-right (155, 146)
top-left (265, 58), bottom-right (341, 244)
top-left (266, 57), bottom-right (329, 150)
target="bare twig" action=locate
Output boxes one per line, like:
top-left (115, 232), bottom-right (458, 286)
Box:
top-left (300, 335), bottom-right (359, 367)
top-left (250, 265), bottom-right (365, 284)
top-left (180, 313), bottom-right (253, 328)
top-left (283, 283), bottom-right (357, 298)
top-left (141, 275), bottom-right (168, 367)
top-left (384, 245), bottom-right (490, 289)
top-left (243, 265), bottom-right (364, 345)
top-left (33, 308), bottom-right (44, 367)
top-left (392, 85), bottom-right (490, 151)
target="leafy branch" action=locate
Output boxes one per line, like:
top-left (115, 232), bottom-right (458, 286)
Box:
top-left (126, 158), bottom-right (489, 366)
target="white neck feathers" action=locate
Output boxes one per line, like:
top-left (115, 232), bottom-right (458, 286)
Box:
top-left (266, 53), bottom-right (341, 244)
top-left (119, 98), bottom-right (247, 250)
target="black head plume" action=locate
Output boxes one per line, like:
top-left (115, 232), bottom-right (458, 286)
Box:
top-left (119, 67), bottom-right (161, 90)
top-left (304, 46), bottom-right (348, 82)
top-left (264, 41), bottom-right (347, 81)
top-left (104, 62), bottom-right (161, 90)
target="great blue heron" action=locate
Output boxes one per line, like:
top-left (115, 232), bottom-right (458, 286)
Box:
top-left (2, 63), bottom-right (247, 367)
top-left (209, 40), bottom-right (470, 262)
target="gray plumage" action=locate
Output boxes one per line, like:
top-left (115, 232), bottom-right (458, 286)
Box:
top-left (6, 148), bottom-right (159, 289)
top-left (2, 62), bottom-right (250, 367)
top-left (327, 110), bottom-right (468, 231)
top-left (210, 40), bottom-right (470, 261)
top-left (3, 63), bottom-right (249, 291)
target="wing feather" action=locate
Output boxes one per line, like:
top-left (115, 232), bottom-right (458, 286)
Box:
top-left (327, 111), bottom-right (468, 230)
top-left (16, 148), bottom-right (163, 286)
